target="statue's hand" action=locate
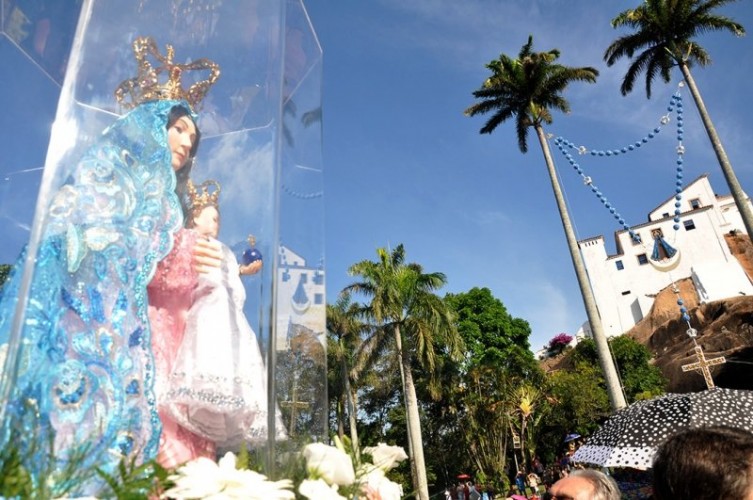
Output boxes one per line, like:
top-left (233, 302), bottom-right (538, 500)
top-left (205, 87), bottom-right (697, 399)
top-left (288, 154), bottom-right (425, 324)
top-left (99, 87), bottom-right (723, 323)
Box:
top-left (239, 259), bottom-right (263, 276)
top-left (193, 238), bottom-right (222, 274)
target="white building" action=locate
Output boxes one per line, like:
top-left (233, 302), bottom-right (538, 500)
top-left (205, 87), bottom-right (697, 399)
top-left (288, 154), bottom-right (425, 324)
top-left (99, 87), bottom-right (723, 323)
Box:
top-left (578, 174), bottom-right (753, 338)
top-left (275, 245), bottom-right (326, 351)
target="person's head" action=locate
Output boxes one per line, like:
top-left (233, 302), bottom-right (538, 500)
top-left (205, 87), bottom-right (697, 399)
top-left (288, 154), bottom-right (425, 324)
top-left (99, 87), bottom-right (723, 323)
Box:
top-left (652, 426), bottom-right (753, 500)
top-left (167, 105), bottom-right (201, 172)
top-left (189, 204), bottom-right (220, 238)
top-left (545, 469), bottom-right (620, 500)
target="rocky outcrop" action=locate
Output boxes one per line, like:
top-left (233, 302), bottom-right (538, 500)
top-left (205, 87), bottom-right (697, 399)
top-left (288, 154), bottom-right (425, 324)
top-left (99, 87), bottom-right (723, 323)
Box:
top-left (624, 232), bottom-right (753, 392)
top-left (542, 233), bottom-right (753, 393)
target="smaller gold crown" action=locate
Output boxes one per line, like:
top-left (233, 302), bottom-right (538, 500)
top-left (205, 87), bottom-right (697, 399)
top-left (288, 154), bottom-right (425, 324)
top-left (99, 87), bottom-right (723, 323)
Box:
top-left (115, 36), bottom-right (220, 111)
top-left (187, 179), bottom-right (221, 214)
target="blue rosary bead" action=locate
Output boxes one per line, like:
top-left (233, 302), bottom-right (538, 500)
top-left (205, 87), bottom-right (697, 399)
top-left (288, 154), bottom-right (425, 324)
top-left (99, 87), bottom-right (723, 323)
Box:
top-left (553, 84), bottom-right (686, 241)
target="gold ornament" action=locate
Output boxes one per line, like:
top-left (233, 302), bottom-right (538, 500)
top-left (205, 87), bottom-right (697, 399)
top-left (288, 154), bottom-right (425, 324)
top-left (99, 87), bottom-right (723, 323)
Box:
top-left (114, 36), bottom-right (220, 111)
top-left (187, 179), bottom-right (221, 214)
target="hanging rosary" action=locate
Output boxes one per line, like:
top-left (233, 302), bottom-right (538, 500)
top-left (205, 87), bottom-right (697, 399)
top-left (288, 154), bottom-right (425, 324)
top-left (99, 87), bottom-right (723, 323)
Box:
top-left (551, 82), bottom-right (699, 340)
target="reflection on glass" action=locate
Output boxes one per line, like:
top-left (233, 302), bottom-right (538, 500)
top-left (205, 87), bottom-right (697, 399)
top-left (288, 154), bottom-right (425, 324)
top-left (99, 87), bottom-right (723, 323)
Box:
top-left (1, 0), bottom-right (80, 82)
top-left (0, 0), bottom-right (324, 495)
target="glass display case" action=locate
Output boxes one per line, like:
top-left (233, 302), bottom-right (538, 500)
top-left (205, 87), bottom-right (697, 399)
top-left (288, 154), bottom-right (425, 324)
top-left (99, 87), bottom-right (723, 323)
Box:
top-left (0, 0), bottom-right (324, 491)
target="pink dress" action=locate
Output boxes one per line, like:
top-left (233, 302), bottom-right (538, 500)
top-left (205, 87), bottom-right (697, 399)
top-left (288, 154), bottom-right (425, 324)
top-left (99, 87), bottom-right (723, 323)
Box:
top-left (147, 228), bottom-right (215, 467)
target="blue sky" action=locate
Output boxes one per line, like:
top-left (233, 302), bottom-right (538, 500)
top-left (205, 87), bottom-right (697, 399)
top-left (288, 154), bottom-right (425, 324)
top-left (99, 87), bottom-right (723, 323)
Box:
top-left (305, 0), bottom-right (753, 352)
top-left (2, 1), bottom-right (752, 352)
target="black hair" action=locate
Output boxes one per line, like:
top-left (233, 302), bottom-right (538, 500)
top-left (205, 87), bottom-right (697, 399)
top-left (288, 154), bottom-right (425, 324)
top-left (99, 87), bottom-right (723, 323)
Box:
top-left (652, 426), bottom-right (753, 499)
top-left (167, 105), bottom-right (201, 219)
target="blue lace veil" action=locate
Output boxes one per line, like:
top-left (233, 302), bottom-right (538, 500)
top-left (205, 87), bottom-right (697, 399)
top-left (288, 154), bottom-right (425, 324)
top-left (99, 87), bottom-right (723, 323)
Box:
top-left (0, 98), bottom-right (190, 490)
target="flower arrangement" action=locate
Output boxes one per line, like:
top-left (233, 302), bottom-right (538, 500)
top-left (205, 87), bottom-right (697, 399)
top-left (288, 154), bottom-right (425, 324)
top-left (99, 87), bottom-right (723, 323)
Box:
top-left (162, 452), bottom-right (296, 499)
top-left (0, 409), bottom-right (408, 500)
top-left (162, 438), bottom-right (407, 499)
top-left (143, 438), bottom-right (407, 499)
top-left (298, 439), bottom-right (408, 500)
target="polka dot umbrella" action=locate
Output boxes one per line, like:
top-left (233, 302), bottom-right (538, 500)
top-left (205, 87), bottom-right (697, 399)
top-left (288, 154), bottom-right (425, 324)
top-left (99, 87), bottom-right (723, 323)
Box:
top-left (571, 387), bottom-right (753, 470)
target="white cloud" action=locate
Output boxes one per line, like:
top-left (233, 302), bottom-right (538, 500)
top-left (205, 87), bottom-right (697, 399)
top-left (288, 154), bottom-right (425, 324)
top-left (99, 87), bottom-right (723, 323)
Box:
top-left (200, 133), bottom-right (276, 242)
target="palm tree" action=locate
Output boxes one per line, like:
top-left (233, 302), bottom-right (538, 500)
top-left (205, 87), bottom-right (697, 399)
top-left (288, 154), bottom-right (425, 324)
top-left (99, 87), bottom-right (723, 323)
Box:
top-left (604, 0), bottom-right (753, 237)
top-left (508, 383), bottom-right (543, 472)
top-left (464, 36), bottom-right (627, 410)
top-left (326, 295), bottom-right (367, 460)
top-left (345, 244), bottom-right (461, 500)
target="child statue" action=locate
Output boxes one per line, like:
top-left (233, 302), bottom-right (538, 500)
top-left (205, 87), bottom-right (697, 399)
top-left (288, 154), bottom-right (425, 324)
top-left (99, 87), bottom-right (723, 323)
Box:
top-left (163, 179), bottom-right (285, 451)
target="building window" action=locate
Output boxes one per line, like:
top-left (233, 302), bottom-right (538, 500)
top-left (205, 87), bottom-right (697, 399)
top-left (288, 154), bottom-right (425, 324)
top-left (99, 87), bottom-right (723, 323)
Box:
top-left (684, 219), bottom-right (696, 231)
top-left (637, 253), bottom-right (649, 265)
top-left (662, 212), bottom-right (670, 218)
top-left (314, 293), bottom-right (324, 305)
top-left (632, 233), bottom-right (642, 245)
top-left (615, 260), bottom-right (624, 270)
top-left (690, 198), bottom-right (702, 209)
top-left (621, 290), bottom-right (631, 296)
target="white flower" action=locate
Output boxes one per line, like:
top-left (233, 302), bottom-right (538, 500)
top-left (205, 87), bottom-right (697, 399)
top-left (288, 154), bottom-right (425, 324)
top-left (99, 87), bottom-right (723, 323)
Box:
top-left (161, 452), bottom-right (295, 499)
top-left (302, 442), bottom-right (356, 485)
top-left (359, 467), bottom-right (404, 500)
top-left (299, 478), bottom-right (347, 500)
top-left (362, 443), bottom-right (408, 471)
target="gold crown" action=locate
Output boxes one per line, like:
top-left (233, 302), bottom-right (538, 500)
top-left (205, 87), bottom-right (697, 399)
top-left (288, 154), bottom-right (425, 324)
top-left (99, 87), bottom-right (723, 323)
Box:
top-left (187, 179), bottom-right (221, 214)
top-left (115, 36), bottom-right (220, 111)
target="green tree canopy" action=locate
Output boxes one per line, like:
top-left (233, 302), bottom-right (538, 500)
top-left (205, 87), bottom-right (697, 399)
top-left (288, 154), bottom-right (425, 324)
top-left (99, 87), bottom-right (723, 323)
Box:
top-left (539, 362), bottom-right (611, 462)
top-left (573, 336), bottom-right (666, 402)
top-left (445, 287), bottom-right (539, 380)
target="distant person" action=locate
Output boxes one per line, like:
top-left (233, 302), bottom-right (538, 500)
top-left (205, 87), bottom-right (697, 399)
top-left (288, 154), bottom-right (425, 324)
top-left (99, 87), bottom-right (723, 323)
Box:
top-left (515, 470), bottom-right (527, 495)
top-left (527, 471), bottom-right (542, 494)
top-left (652, 426), bottom-right (753, 499)
top-left (545, 469), bottom-right (620, 500)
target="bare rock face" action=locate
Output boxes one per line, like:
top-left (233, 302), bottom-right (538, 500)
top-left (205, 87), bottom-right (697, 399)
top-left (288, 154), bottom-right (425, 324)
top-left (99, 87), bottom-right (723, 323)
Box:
top-left (625, 232), bottom-right (753, 393)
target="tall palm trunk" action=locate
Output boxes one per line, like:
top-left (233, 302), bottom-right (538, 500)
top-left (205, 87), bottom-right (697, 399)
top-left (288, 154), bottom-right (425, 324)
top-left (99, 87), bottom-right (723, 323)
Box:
top-left (534, 124), bottom-right (627, 411)
top-left (395, 324), bottom-right (430, 500)
top-left (337, 398), bottom-right (345, 441)
top-left (394, 328), bottom-right (417, 494)
top-left (346, 380), bottom-right (359, 462)
top-left (520, 417), bottom-right (528, 472)
top-left (679, 63), bottom-right (753, 239)
top-left (338, 361), bottom-right (348, 442)
top-left (337, 397), bottom-right (345, 441)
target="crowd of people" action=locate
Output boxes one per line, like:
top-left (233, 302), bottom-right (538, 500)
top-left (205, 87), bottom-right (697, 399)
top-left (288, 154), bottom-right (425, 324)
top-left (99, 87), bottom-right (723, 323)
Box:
top-left (442, 425), bottom-right (753, 499)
